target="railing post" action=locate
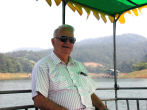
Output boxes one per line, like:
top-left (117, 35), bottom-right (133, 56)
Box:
top-left (136, 100), bottom-right (140, 110)
top-left (126, 99), bottom-right (130, 110)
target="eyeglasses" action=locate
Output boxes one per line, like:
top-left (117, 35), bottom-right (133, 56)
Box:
top-left (55, 36), bottom-right (76, 44)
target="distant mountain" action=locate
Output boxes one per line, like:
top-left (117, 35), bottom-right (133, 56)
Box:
top-left (73, 34), bottom-right (147, 62)
top-left (76, 33), bottom-right (147, 45)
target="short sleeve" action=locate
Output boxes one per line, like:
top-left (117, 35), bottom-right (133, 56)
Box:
top-left (31, 63), bottom-right (49, 98)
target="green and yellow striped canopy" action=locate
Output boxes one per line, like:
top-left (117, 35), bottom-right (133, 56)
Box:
top-left (46, 0), bottom-right (147, 24)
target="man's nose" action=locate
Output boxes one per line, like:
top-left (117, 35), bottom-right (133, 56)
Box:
top-left (64, 39), bottom-right (71, 44)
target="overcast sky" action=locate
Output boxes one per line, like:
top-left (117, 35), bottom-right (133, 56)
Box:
top-left (0, 0), bottom-right (147, 53)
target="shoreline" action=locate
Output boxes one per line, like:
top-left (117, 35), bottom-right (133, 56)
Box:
top-left (0, 73), bottom-right (31, 80)
top-left (89, 70), bottom-right (147, 79)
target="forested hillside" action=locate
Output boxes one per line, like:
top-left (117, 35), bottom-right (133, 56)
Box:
top-left (0, 50), bottom-right (50, 73)
top-left (0, 34), bottom-right (147, 73)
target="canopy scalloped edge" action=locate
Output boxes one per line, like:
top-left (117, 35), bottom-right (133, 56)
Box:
top-left (46, 0), bottom-right (147, 24)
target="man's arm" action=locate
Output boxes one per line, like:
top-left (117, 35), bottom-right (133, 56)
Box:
top-left (33, 92), bottom-right (67, 110)
top-left (91, 93), bottom-right (108, 110)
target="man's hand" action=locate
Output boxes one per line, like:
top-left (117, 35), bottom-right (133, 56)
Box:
top-left (91, 93), bottom-right (108, 110)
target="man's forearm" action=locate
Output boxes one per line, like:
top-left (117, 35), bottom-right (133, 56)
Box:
top-left (33, 93), bottom-right (67, 110)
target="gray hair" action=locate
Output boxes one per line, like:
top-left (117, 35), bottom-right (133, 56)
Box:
top-left (53, 24), bottom-right (74, 38)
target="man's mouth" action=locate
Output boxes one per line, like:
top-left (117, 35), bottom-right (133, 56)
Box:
top-left (62, 46), bottom-right (70, 48)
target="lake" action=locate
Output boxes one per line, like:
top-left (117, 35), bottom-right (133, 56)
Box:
top-left (0, 78), bottom-right (147, 110)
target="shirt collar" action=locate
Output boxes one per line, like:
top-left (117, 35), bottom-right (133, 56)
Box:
top-left (68, 56), bottom-right (75, 65)
top-left (50, 51), bottom-right (75, 65)
top-left (50, 51), bottom-right (62, 65)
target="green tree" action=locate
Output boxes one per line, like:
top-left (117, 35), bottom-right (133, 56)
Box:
top-left (118, 61), bottom-right (134, 73)
top-left (0, 53), bottom-right (23, 73)
top-left (0, 54), bottom-right (7, 72)
top-left (133, 62), bottom-right (147, 71)
top-left (18, 58), bottom-right (35, 73)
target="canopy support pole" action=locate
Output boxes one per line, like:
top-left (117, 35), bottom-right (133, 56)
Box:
top-left (113, 20), bottom-right (118, 110)
top-left (113, 15), bottom-right (120, 110)
top-left (62, 0), bottom-right (66, 24)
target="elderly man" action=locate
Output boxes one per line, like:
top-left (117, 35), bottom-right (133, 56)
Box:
top-left (31, 24), bottom-right (108, 110)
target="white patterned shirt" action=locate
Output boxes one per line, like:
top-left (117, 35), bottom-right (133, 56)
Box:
top-left (32, 51), bottom-right (96, 110)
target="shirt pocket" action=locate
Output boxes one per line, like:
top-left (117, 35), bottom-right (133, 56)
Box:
top-left (50, 73), bottom-right (71, 90)
top-left (77, 74), bottom-right (93, 91)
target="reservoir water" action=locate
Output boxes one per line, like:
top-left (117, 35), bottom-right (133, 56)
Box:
top-left (0, 78), bottom-right (147, 110)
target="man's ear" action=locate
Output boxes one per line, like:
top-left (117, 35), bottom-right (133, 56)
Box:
top-left (51, 38), bottom-right (55, 46)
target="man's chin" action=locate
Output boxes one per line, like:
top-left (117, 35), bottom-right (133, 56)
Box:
top-left (62, 51), bottom-right (71, 55)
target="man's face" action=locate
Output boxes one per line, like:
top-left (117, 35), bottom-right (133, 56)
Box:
top-left (52, 29), bottom-right (74, 56)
